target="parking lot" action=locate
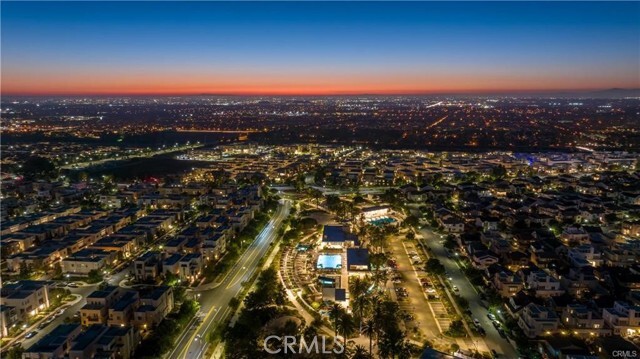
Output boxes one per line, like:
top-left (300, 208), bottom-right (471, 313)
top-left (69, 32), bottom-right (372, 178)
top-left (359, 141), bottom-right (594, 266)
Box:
top-left (387, 231), bottom-right (454, 349)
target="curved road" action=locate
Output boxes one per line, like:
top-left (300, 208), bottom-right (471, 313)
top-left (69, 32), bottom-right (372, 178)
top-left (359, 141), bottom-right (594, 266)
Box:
top-left (168, 199), bottom-right (291, 359)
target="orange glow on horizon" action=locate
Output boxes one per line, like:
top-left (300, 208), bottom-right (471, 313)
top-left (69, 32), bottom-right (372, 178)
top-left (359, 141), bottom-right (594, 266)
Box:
top-left (1, 87), bottom-right (620, 97)
top-left (2, 69), bottom-right (636, 96)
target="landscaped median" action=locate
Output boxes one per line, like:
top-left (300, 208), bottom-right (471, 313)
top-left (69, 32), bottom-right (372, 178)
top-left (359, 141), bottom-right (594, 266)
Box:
top-left (204, 204), bottom-right (295, 357)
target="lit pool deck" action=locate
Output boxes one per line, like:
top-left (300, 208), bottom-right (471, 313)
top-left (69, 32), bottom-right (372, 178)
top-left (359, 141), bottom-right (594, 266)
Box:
top-left (317, 254), bottom-right (342, 270)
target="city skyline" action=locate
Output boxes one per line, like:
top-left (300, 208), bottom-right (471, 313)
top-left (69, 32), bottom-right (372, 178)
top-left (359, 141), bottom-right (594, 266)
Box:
top-left (2, 1), bottom-right (639, 96)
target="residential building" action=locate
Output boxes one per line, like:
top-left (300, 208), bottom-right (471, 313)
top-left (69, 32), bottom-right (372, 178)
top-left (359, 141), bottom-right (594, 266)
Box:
top-left (518, 303), bottom-right (559, 338)
top-left (107, 291), bottom-right (139, 327)
top-left (132, 286), bottom-right (174, 329)
top-left (0, 280), bottom-right (50, 321)
top-left (133, 251), bottom-right (162, 282)
top-left (602, 301), bottom-right (640, 337)
top-left (0, 305), bottom-right (17, 338)
top-left (561, 304), bottom-right (609, 337)
top-left (526, 270), bottom-right (565, 297)
top-left (68, 325), bottom-right (139, 359)
top-left (23, 323), bottom-right (82, 359)
top-left (493, 270), bottom-right (524, 297)
top-left (81, 287), bottom-right (121, 327)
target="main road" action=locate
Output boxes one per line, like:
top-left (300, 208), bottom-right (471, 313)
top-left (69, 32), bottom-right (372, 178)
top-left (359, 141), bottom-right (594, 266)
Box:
top-left (61, 143), bottom-right (202, 170)
top-left (168, 199), bottom-right (291, 359)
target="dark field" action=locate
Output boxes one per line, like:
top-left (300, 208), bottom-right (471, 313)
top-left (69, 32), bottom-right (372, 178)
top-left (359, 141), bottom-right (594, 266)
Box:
top-left (66, 156), bottom-right (211, 181)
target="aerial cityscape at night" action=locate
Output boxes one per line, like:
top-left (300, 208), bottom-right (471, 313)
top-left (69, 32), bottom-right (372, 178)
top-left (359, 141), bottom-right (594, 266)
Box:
top-left (1, 2), bottom-right (639, 359)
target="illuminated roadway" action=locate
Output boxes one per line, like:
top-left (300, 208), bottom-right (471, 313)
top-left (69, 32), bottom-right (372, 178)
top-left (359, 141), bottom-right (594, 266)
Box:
top-left (175, 129), bottom-right (263, 133)
top-left (168, 199), bottom-right (291, 359)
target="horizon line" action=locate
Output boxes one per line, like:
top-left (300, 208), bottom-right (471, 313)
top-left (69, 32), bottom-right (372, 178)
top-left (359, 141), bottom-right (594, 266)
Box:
top-left (2, 87), bottom-right (638, 98)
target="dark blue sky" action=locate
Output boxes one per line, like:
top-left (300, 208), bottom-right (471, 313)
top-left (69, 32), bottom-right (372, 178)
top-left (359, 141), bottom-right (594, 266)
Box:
top-left (2, 1), bottom-right (639, 95)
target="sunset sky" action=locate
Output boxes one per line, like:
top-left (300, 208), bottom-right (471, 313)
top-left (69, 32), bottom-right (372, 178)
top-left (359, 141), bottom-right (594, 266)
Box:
top-left (2, 1), bottom-right (639, 96)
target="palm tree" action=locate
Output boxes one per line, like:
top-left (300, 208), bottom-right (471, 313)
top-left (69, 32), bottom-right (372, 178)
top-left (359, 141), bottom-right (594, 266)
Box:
top-left (338, 312), bottom-right (357, 340)
top-left (351, 345), bottom-right (369, 359)
top-left (329, 303), bottom-right (343, 336)
top-left (362, 318), bottom-right (376, 356)
top-left (349, 277), bottom-right (371, 332)
top-left (379, 327), bottom-right (405, 359)
top-left (369, 227), bottom-right (387, 253)
top-left (371, 298), bottom-right (389, 351)
top-left (352, 294), bottom-right (371, 332)
top-left (369, 253), bottom-right (389, 289)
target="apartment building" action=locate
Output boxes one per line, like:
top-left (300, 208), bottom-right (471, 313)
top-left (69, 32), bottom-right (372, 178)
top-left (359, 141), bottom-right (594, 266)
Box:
top-left (133, 251), bottom-right (162, 282)
top-left (518, 303), bottom-right (559, 338)
top-left (23, 323), bottom-right (82, 359)
top-left (602, 301), bottom-right (640, 337)
top-left (526, 270), bottom-right (565, 297)
top-left (68, 325), bottom-right (139, 359)
top-left (561, 304), bottom-right (609, 337)
top-left (493, 270), bottom-right (524, 297)
top-left (0, 280), bottom-right (50, 321)
top-left (81, 286), bottom-right (121, 327)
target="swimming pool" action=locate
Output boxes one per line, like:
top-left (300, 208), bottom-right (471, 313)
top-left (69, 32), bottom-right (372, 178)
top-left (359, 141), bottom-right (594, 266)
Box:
top-left (368, 217), bottom-right (396, 226)
top-left (317, 254), bottom-right (342, 270)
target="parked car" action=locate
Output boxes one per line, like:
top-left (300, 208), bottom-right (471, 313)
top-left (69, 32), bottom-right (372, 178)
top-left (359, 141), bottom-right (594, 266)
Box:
top-left (492, 321), bottom-right (501, 330)
top-left (452, 285), bottom-right (459, 292)
top-left (487, 313), bottom-right (497, 322)
top-left (25, 331), bottom-right (38, 339)
top-left (473, 318), bottom-right (481, 327)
